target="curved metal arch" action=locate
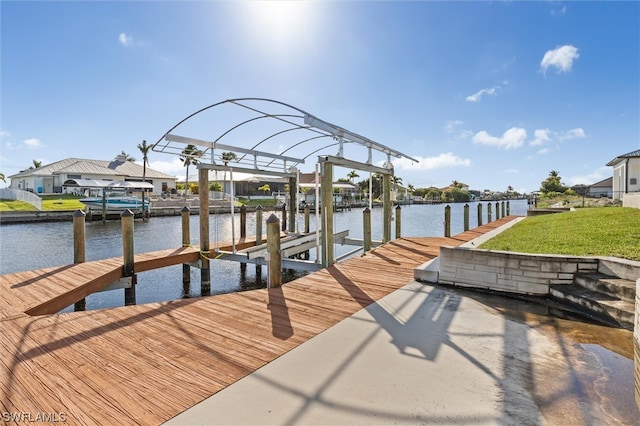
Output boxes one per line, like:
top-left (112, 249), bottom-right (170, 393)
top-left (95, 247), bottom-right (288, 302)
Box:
top-left (153, 97), bottom-right (314, 148)
top-left (212, 114), bottom-right (304, 146)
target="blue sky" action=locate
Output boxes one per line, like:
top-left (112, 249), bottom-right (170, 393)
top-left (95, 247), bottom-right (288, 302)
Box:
top-left (2, 1), bottom-right (638, 193)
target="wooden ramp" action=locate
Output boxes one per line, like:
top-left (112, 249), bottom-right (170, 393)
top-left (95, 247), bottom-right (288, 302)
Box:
top-left (0, 217), bottom-right (518, 425)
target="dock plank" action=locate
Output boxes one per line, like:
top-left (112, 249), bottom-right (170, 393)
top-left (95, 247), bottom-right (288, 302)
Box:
top-left (0, 216), bottom-right (520, 425)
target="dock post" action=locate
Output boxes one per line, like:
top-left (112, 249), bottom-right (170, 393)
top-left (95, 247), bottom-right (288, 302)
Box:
top-left (477, 203), bottom-right (483, 227)
top-left (383, 174), bottom-right (391, 242)
top-left (199, 168), bottom-right (211, 296)
top-left (444, 205), bottom-right (451, 237)
top-left (501, 201), bottom-right (506, 218)
top-left (281, 203), bottom-right (287, 232)
top-left (395, 205), bottom-right (402, 239)
top-left (304, 205), bottom-right (310, 234)
top-left (363, 207), bottom-right (372, 252)
top-left (256, 205), bottom-right (263, 245)
top-left (181, 206), bottom-right (191, 297)
top-left (266, 214), bottom-right (282, 288)
top-left (288, 176), bottom-right (296, 233)
top-left (73, 210), bottom-right (86, 311)
top-left (321, 161), bottom-right (334, 267)
top-left (463, 203), bottom-right (470, 231)
top-left (495, 202), bottom-right (500, 219)
top-left (240, 204), bottom-right (247, 239)
top-left (488, 202), bottom-right (492, 222)
top-left (507, 201), bottom-right (510, 216)
top-left (121, 209), bottom-right (136, 306)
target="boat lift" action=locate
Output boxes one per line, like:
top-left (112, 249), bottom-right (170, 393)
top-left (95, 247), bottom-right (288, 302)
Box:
top-left (151, 98), bottom-right (419, 280)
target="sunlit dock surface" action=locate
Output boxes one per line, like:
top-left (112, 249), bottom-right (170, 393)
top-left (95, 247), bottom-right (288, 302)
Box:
top-left (1, 216), bottom-right (636, 425)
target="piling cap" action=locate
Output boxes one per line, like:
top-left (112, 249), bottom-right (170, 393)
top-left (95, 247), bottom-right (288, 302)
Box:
top-left (266, 213), bottom-right (280, 224)
top-left (256, 205), bottom-right (263, 211)
top-left (181, 206), bottom-right (191, 212)
top-left (72, 209), bottom-right (86, 217)
top-left (363, 207), bottom-right (370, 213)
top-left (121, 209), bottom-right (134, 217)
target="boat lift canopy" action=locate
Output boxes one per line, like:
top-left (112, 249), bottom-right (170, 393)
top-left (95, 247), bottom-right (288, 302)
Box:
top-left (63, 179), bottom-right (154, 190)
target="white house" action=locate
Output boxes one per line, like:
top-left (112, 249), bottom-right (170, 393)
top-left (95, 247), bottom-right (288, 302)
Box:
top-left (8, 156), bottom-right (177, 195)
top-left (606, 149), bottom-right (640, 200)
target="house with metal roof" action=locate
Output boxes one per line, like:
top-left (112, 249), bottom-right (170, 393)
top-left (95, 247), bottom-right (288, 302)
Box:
top-left (606, 149), bottom-right (640, 200)
top-left (8, 156), bottom-right (177, 195)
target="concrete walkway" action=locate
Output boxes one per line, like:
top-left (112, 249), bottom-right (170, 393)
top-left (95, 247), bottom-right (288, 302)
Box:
top-left (165, 280), bottom-right (638, 425)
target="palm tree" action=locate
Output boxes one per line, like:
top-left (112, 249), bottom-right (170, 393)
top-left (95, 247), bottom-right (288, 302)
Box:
top-left (26, 159), bottom-right (42, 171)
top-left (347, 170), bottom-right (359, 183)
top-left (220, 151), bottom-right (238, 195)
top-left (180, 144), bottom-right (203, 197)
top-left (0, 172), bottom-right (5, 183)
top-left (137, 140), bottom-right (150, 183)
top-left (137, 140), bottom-right (151, 214)
top-left (117, 151), bottom-right (136, 162)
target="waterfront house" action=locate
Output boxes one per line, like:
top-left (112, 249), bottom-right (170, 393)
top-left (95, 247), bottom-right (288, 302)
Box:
top-left (8, 156), bottom-right (177, 195)
top-left (606, 149), bottom-right (640, 200)
top-left (587, 177), bottom-right (613, 198)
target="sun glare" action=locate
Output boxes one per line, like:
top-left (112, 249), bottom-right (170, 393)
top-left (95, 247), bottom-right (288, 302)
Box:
top-left (239, 1), bottom-right (323, 54)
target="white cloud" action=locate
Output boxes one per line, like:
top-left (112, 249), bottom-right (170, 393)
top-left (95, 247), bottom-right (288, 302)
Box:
top-left (444, 120), bottom-right (464, 133)
top-left (505, 169), bottom-right (519, 174)
top-left (472, 127), bottom-right (527, 149)
top-left (537, 148), bottom-right (550, 155)
top-left (465, 81), bottom-right (508, 103)
top-left (531, 129), bottom-right (552, 146)
top-left (119, 32), bottom-right (134, 47)
top-left (24, 138), bottom-right (42, 148)
top-left (540, 44), bottom-right (579, 74)
top-left (560, 127), bottom-right (586, 141)
top-left (0, 130), bottom-right (10, 139)
top-left (568, 167), bottom-right (609, 186)
top-left (148, 158), bottom-right (184, 177)
top-left (393, 152), bottom-right (471, 170)
top-left (551, 5), bottom-right (568, 17)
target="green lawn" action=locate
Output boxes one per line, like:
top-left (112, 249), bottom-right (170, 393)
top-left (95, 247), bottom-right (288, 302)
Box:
top-left (0, 194), bottom-right (86, 211)
top-left (479, 207), bottom-right (640, 261)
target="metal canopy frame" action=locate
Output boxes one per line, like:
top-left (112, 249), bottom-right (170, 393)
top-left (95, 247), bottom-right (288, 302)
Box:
top-left (152, 98), bottom-right (420, 272)
top-left (151, 98), bottom-right (418, 177)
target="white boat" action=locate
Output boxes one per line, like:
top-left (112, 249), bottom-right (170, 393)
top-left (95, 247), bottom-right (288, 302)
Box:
top-left (80, 195), bottom-right (150, 211)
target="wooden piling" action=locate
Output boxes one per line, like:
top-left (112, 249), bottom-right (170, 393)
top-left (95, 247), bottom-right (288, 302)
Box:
top-left (507, 201), bottom-right (510, 216)
top-left (73, 210), bottom-right (86, 311)
top-left (256, 205), bottom-right (263, 245)
top-left (321, 161), bottom-right (334, 267)
top-left (199, 168), bottom-right (211, 296)
top-left (501, 201), bottom-right (506, 218)
top-left (240, 205), bottom-right (247, 239)
top-left (304, 204), bottom-right (310, 234)
top-left (395, 205), bottom-right (402, 239)
top-left (363, 207), bottom-right (372, 252)
top-left (477, 203), bottom-right (483, 227)
top-left (181, 206), bottom-right (191, 297)
top-left (488, 202), bottom-right (492, 222)
top-left (266, 214), bottom-right (282, 288)
top-left (281, 203), bottom-right (287, 232)
top-left (495, 202), bottom-right (500, 219)
top-left (463, 203), bottom-right (470, 232)
top-left (288, 176), bottom-right (296, 233)
top-left (121, 209), bottom-right (136, 306)
top-left (444, 205), bottom-right (451, 237)
top-left (382, 174), bottom-right (391, 242)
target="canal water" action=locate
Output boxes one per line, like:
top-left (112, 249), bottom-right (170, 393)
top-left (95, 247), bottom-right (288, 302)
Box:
top-left (0, 200), bottom-right (528, 310)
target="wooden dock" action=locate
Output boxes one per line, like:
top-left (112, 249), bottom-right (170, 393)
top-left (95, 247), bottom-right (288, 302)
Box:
top-left (0, 217), bottom-right (518, 425)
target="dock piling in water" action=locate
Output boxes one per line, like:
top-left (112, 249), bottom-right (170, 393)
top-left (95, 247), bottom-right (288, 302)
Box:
top-left (266, 214), bottom-right (282, 288)
top-left (73, 209), bottom-right (87, 311)
top-left (363, 207), bottom-right (372, 252)
top-left (121, 209), bottom-right (136, 306)
top-left (444, 205), bottom-right (451, 237)
top-left (477, 203), bottom-right (483, 227)
top-left (395, 205), bottom-right (402, 239)
top-left (463, 203), bottom-right (470, 232)
top-left (181, 206), bottom-right (191, 297)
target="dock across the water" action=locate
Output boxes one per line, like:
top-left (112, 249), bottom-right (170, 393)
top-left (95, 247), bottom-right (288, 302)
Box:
top-left (1, 217), bottom-right (520, 424)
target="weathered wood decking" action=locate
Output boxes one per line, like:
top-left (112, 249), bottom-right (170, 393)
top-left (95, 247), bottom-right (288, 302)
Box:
top-left (0, 217), bottom-right (517, 425)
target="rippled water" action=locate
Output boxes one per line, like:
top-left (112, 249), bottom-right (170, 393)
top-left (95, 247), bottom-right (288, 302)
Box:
top-left (1, 200), bottom-right (528, 310)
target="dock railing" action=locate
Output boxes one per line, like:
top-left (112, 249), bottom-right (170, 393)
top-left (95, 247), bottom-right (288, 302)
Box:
top-left (0, 188), bottom-right (42, 210)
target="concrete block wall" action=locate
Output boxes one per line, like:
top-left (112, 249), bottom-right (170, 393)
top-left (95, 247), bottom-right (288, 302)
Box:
top-left (623, 193), bottom-right (640, 209)
top-left (438, 246), bottom-right (599, 295)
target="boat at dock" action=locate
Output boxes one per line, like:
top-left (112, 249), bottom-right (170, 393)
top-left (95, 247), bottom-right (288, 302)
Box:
top-left (80, 195), bottom-right (150, 211)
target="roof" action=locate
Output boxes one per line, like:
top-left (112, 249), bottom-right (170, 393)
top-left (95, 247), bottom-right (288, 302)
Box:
top-left (606, 149), bottom-right (640, 166)
top-left (62, 179), bottom-right (155, 189)
top-left (9, 157), bottom-right (176, 180)
top-left (590, 176), bottom-right (613, 188)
